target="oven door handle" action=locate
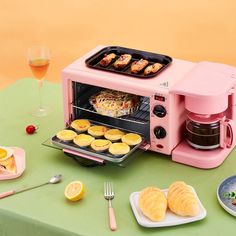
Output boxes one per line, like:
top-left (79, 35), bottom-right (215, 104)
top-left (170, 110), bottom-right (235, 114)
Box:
top-left (63, 148), bottom-right (104, 164)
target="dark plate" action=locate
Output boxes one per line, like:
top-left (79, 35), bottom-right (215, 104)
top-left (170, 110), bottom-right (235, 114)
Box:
top-left (85, 46), bottom-right (172, 79)
top-left (217, 175), bottom-right (236, 217)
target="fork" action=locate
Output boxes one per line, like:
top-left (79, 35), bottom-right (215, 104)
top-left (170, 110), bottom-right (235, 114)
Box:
top-left (104, 182), bottom-right (117, 231)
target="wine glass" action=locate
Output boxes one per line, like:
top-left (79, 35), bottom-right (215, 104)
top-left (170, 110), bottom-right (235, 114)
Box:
top-left (27, 46), bottom-right (50, 117)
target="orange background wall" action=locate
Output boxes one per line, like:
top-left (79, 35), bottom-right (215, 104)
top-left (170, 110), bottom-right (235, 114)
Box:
top-left (1, 0), bottom-right (236, 89)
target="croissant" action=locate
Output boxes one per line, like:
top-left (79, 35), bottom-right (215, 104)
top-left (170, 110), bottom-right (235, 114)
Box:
top-left (138, 187), bottom-right (167, 221)
top-left (167, 181), bottom-right (199, 217)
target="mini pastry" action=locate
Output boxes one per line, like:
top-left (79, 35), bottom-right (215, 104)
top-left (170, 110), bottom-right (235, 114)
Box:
top-left (88, 125), bottom-right (108, 137)
top-left (113, 54), bottom-right (132, 69)
top-left (90, 139), bottom-right (112, 152)
top-left (167, 181), bottom-right (199, 217)
top-left (0, 156), bottom-right (16, 174)
top-left (56, 130), bottom-right (77, 141)
top-left (99, 53), bottom-right (116, 67)
top-left (144, 63), bottom-right (162, 75)
top-left (71, 119), bottom-right (91, 132)
top-left (104, 129), bottom-right (125, 141)
top-left (109, 142), bottom-right (130, 156)
top-left (121, 133), bottom-right (142, 146)
top-left (131, 59), bottom-right (149, 73)
top-left (73, 134), bottom-right (95, 147)
top-left (138, 187), bottom-right (167, 221)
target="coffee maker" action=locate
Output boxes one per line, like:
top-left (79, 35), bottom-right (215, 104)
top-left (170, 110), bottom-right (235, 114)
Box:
top-left (172, 61), bottom-right (236, 168)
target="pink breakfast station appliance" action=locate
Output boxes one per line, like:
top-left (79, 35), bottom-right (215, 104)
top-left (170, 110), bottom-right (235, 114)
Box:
top-left (57, 45), bottom-right (236, 168)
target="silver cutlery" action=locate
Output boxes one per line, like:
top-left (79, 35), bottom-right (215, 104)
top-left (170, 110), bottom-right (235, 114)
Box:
top-left (104, 182), bottom-right (117, 231)
top-left (0, 174), bottom-right (62, 199)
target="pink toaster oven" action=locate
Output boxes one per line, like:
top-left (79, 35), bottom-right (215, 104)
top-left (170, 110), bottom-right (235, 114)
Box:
top-left (57, 45), bottom-right (236, 168)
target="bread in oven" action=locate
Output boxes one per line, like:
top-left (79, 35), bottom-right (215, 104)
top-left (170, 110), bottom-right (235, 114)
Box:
top-left (144, 63), bottom-right (162, 75)
top-left (73, 134), bottom-right (95, 147)
top-left (121, 133), bottom-right (142, 146)
top-left (90, 139), bottom-right (112, 152)
top-left (113, 54), bottom-right (132, 69)
top-left (90, 89), bottom-right (140, 118)
top-left (99, 53), bottom-right (116, 67)
top-left (138, 186), bottom-right (167, 221)
top-left (88, 125), bottom-right (108, 137)
top-left (56, 130), bottom-right (77, 141)
top-left (104, 129), bottom-right (125, 141)
top-left (131, 59), bottom-right (149, 73)
top-left (108, 142), bottom-right (130, 156)
top-left (71, 119), bottom-right (91, 132)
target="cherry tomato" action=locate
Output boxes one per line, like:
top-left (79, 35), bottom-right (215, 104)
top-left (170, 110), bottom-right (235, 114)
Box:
top-left (25, 125), bottom-right (37, 134)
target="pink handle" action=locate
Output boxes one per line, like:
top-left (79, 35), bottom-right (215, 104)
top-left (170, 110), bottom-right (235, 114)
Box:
top-left (109, 207), bottom-right (117, 231)
top-left (220, 118), bottom-right (234, 148)
top-left (0, 190), bottom-right (15, 199)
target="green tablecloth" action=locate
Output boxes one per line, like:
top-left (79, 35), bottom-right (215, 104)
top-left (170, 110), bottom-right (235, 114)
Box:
top-left (0, 79), bottom-right (235, 236)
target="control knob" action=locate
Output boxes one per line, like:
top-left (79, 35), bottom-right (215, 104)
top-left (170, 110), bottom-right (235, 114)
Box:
top-left (154, 126), bottom-right (167, 139)
top-left (153, 105), bottom-right (166, 118)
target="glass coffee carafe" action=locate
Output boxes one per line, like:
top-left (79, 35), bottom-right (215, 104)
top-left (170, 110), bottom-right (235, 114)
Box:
top-left (186, 112), bottom-right (233, 150)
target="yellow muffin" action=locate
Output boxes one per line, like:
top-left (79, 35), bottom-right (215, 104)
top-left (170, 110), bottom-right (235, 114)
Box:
top-left (138, 187), bottom-right (167, 222)
top-left (109, 142), bottom-right (130, 156)
top-left (104, 129), bottom-right (125, 141)
top-left (73, 134), bottom-right (95, 147)
top-left (56, 130), bottom-right (77, 141)
top-left (88, 125), bottom-right (108, 137)
top-left (121, 133), bottom-right (142, 146)
top-left (90, 139), bottom-right (112, 152)
top-left (71, 119), bottom-right (91, 132)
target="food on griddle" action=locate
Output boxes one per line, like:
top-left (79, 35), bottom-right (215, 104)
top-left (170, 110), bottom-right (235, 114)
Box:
top-left (90, 139), bottom-right (112, 152)
top-left (167, 181), bottom-right (199, 217)
top-left (121, 133), bottom-right (142, 146)
top-left (88, 125), bottom-right (108, 137)
top-left (144, 63), bottom-right (163, 75)
top-left (71, 119), bottom-right (91, 132)
top-left (113, 54), bottom-right (132, 69)
top-left (56, 130), bottom-right (77, 142)
top-left (99, 53), bottom-right (116, 67)
top-left (104, 129), bottom-right (125, 141)
top-left (131, 59), bottom-right (149, 73)
top-left (73, 134), bottom-right (95, 147)
top-left (90, 89), bottom-right (140, 118)
top-left (109, 142), bottom-right (130, 156)
top-left (138, 186), bottom-right (167, 222)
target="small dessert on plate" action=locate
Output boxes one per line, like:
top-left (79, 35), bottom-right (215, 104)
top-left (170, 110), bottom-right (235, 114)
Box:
top-left (144, 63), bottom-right (163, 75)
top-left (131, 59), bottom-right (149, 73)
top-left (99, 53), bottom-right (116, 67)
top-left (71, 119), bottom-right (91, 132)
top-left (88, 125), bottom-right (108, 137)
top-left (121, 133), bottom-right (142, 146)
top-left (73, 134), bottom-right (95, 147)
top-left (56, 130), bottom-right (77, 142)
top-left (104, 129), bottom-right (125, 141)
top-left (109, 142), bottom-right (130, 156)
top-left (113, 54), bottom-right (132, 69)
top-left (138, 186), bottom-right (167, 221)
top-left (0, 147), bottom-right (16, 174)
top-left (90, 139), bottom-right (112, 152)
top-left (167, 181), bottom-right (199, 217)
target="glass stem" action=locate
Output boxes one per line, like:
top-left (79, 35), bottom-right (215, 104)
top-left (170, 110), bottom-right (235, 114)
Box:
top-left (38, 79), bottom-right (43, 110)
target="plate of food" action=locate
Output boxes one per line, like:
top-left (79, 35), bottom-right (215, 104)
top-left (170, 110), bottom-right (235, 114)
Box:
top-left (217, 175), bottom-right (236, 217)
top-left (130, 182), bottom-right (207, 227)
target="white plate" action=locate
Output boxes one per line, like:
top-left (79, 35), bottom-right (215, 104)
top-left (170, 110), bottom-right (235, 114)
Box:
top-left (130, 188), bottom-right (207, 227)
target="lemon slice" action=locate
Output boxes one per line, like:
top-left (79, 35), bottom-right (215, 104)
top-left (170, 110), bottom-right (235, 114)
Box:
top-left (64, 181), bottom-right (85, 201)
top-left (0, 148), bottom-right (7, 159)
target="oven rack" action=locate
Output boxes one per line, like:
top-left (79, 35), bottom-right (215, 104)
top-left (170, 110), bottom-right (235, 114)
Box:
top-left (72, 97), bottom-right (150, 125)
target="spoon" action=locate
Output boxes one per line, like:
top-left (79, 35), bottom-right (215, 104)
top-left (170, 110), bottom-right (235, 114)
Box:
top-left (0, 174), bottom-right (62, 199)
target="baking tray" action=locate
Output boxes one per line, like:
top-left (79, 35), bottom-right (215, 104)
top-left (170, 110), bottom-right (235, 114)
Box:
top-left (51, 120), bottom-right (145, 164)
top-left (85, 46), bottom-right (172, 78)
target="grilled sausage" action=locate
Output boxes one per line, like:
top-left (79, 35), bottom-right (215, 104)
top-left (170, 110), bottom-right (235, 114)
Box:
top-left (113, 54), bottom-right (132, 69)
top-left (99, 53), bottom-right (116, 67)
top-left (131, 59), bottom-right (149, 73)
top-left (144, 63), bottom-right (163, 75)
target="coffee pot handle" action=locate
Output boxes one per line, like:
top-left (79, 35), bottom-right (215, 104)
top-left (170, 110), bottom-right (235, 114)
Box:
top-left (220, 118), bottom-right (234, 148)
